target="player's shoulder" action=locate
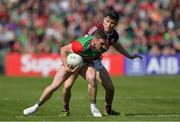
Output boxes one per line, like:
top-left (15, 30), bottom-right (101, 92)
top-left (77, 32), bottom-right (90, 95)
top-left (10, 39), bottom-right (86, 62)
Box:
top-left (94, 23), bottom-right (104, 29)
top-left (71, 35), bottom-right (93, 53)
top-left (86, 22), bottom-right (103, 35)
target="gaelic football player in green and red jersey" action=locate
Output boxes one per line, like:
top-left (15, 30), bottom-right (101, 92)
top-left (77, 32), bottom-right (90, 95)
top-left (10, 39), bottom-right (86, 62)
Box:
top-left (23, 30), bottom-right (108, 117)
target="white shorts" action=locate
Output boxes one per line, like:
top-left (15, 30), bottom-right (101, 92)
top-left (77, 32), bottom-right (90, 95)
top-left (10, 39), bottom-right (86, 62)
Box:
top-left (93, 59), bottom-right (104, 71)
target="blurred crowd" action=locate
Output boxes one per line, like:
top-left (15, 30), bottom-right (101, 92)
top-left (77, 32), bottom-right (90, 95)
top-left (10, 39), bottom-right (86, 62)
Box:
top-left (0, 0), bottom-right (180, 57)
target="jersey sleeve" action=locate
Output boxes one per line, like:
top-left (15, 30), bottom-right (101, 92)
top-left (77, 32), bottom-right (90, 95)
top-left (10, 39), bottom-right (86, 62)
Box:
top-left (70, 41), bottom-right (83, 54)
top-left (85, 25), bottom-right (98, 36)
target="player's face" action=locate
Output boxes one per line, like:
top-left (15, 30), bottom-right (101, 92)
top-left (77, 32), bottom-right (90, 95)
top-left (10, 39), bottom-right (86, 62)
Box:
top-left (103, 16), bottom-right (117, 32)
top-left (94, 39), bottom-right (109, 52)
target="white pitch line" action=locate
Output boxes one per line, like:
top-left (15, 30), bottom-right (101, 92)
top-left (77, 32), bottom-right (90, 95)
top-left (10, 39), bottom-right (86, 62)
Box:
top-left (1, 96), bottom-right (180, 101)
top-left (127, 114), bottom-right (180, 117)
top-left (15, 114), bottom-right (180, 118)
top-left (15, 115), bottom-right (95, 118)
top-left (72, 96), bottom-right (180, 100)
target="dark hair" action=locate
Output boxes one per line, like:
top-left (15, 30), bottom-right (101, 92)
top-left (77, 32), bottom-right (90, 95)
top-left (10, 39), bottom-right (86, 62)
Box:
top-left (104, 8), bottom-right (120, 22)
top-left (94, 29), bottom-right (107, 40)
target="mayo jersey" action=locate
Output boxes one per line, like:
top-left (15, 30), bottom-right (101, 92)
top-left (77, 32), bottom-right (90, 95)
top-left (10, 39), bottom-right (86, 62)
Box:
top-left (70, 35), bottom-right (102, 63)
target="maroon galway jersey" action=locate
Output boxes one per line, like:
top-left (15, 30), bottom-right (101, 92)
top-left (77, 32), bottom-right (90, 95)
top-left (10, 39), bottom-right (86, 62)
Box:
top-left (86, 23), bottom-right (119, 48)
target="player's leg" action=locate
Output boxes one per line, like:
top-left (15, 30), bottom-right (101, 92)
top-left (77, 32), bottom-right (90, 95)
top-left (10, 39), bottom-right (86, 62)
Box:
top-left (38, 66), bottom-right (72, 106)
top-left (92, 59), bottom-right (119, 115)
top-left (93, 60), bottom-right (114, 107)
top-left (61, 72), bottom-right (79, 116)
top-left (80, 64), bottom-right (97, 104)
top-left (96, 66), bottom-right (120, 115)
top-left (79, 64), bottom-right (102, 117)
top-left (96, 67), bottom-right (114, 107)
top-left (23, 66), bottom-right (72, 116)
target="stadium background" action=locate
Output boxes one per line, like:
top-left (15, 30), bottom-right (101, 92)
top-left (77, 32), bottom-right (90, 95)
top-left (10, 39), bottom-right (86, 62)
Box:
top-left (0, 0), bottom-right (180, 76)
top-left (0, 0), bottom-right (180, 121)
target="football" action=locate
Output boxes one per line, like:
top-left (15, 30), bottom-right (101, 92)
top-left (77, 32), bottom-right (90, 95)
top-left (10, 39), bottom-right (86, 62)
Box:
top-left (67, 53), bottom-right (84, 67)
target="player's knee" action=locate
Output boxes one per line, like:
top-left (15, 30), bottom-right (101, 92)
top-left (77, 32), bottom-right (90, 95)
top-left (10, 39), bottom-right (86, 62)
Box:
top-left (88, 80), bottom-right (97, 88)
top-left (64, 84), bottom-right (72, 92)
top-left (87, 73), bottom-right (96, 82)
top-left (49, 83), bottom-right (60, 91)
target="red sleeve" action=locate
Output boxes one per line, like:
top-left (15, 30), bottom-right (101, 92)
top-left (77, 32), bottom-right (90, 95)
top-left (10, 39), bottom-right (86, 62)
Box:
top-left (71, 41), bottom-right (83, 54)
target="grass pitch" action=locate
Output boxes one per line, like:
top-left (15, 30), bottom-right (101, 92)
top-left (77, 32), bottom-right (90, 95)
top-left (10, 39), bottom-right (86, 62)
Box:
top-left (0, 75), bottom-right (180, 121)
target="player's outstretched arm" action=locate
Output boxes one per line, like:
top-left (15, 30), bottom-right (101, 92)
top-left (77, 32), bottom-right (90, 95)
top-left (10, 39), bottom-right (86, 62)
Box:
top-left (113, 43), bottom-right (143, 60)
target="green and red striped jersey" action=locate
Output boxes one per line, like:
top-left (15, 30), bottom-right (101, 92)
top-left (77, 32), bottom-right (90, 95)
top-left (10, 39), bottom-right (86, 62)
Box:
top-left (70, 36), bottom-right (101, 63)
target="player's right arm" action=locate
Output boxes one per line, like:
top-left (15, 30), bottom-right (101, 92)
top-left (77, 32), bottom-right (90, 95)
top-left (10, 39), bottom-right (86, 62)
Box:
top-left (61, 41), bottom-right (83, 72)
top-left (61, 40), bottom-right (83, 65)
top-left (113, 43), bottom-right (143, 59)
top-left (60, 44), bottom-right (72, 67)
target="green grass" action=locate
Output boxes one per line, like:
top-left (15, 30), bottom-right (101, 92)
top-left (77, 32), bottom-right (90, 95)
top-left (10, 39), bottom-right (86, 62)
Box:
top-left (0, 75), bottom-right (180, 121)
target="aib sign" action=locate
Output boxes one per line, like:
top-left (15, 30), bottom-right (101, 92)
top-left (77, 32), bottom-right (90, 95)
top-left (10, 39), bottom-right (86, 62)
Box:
top-left (125, 56), bottom-right (146, 76)
top-left (125, 54), bottom-right (180, 75)
top-left (146, 55), bottom-right (180, 75)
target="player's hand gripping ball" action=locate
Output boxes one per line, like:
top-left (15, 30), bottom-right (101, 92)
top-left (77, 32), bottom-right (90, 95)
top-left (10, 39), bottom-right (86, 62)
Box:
top-left (67, 53), bottom-right (84, 68)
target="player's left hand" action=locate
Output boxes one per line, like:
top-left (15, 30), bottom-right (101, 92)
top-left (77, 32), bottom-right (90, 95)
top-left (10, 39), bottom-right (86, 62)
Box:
top-left (68, 65), bottom-right (80, 73)
top-left (129, 54), bottom-right (143, 60)
top-left (64, 65), bottom-right (80, 73)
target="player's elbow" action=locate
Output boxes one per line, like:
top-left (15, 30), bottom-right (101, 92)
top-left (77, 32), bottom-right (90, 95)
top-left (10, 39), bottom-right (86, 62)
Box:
top-left (60, 45), bottom-right (69, 55)
top-left (60, 46), bottom-right (65, 55)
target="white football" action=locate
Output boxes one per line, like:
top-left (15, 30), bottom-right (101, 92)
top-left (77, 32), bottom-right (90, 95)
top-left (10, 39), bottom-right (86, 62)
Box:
top-left (67, 53), bottom-right (84, 67)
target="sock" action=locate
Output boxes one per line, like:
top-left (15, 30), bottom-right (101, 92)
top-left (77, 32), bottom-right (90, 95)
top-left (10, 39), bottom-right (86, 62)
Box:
top-left (105, 104), bottom-right (112, 113)
top-left (34, 103), bottom-right (39, 108)
top-left (64, 104), bottom-right (69, 112)
top-left (37, 100), bottom-right (44, 106)
top-left (90, 99), bottom-right (96, 104)
top-left (90, 103), bottom-right (96, 108)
